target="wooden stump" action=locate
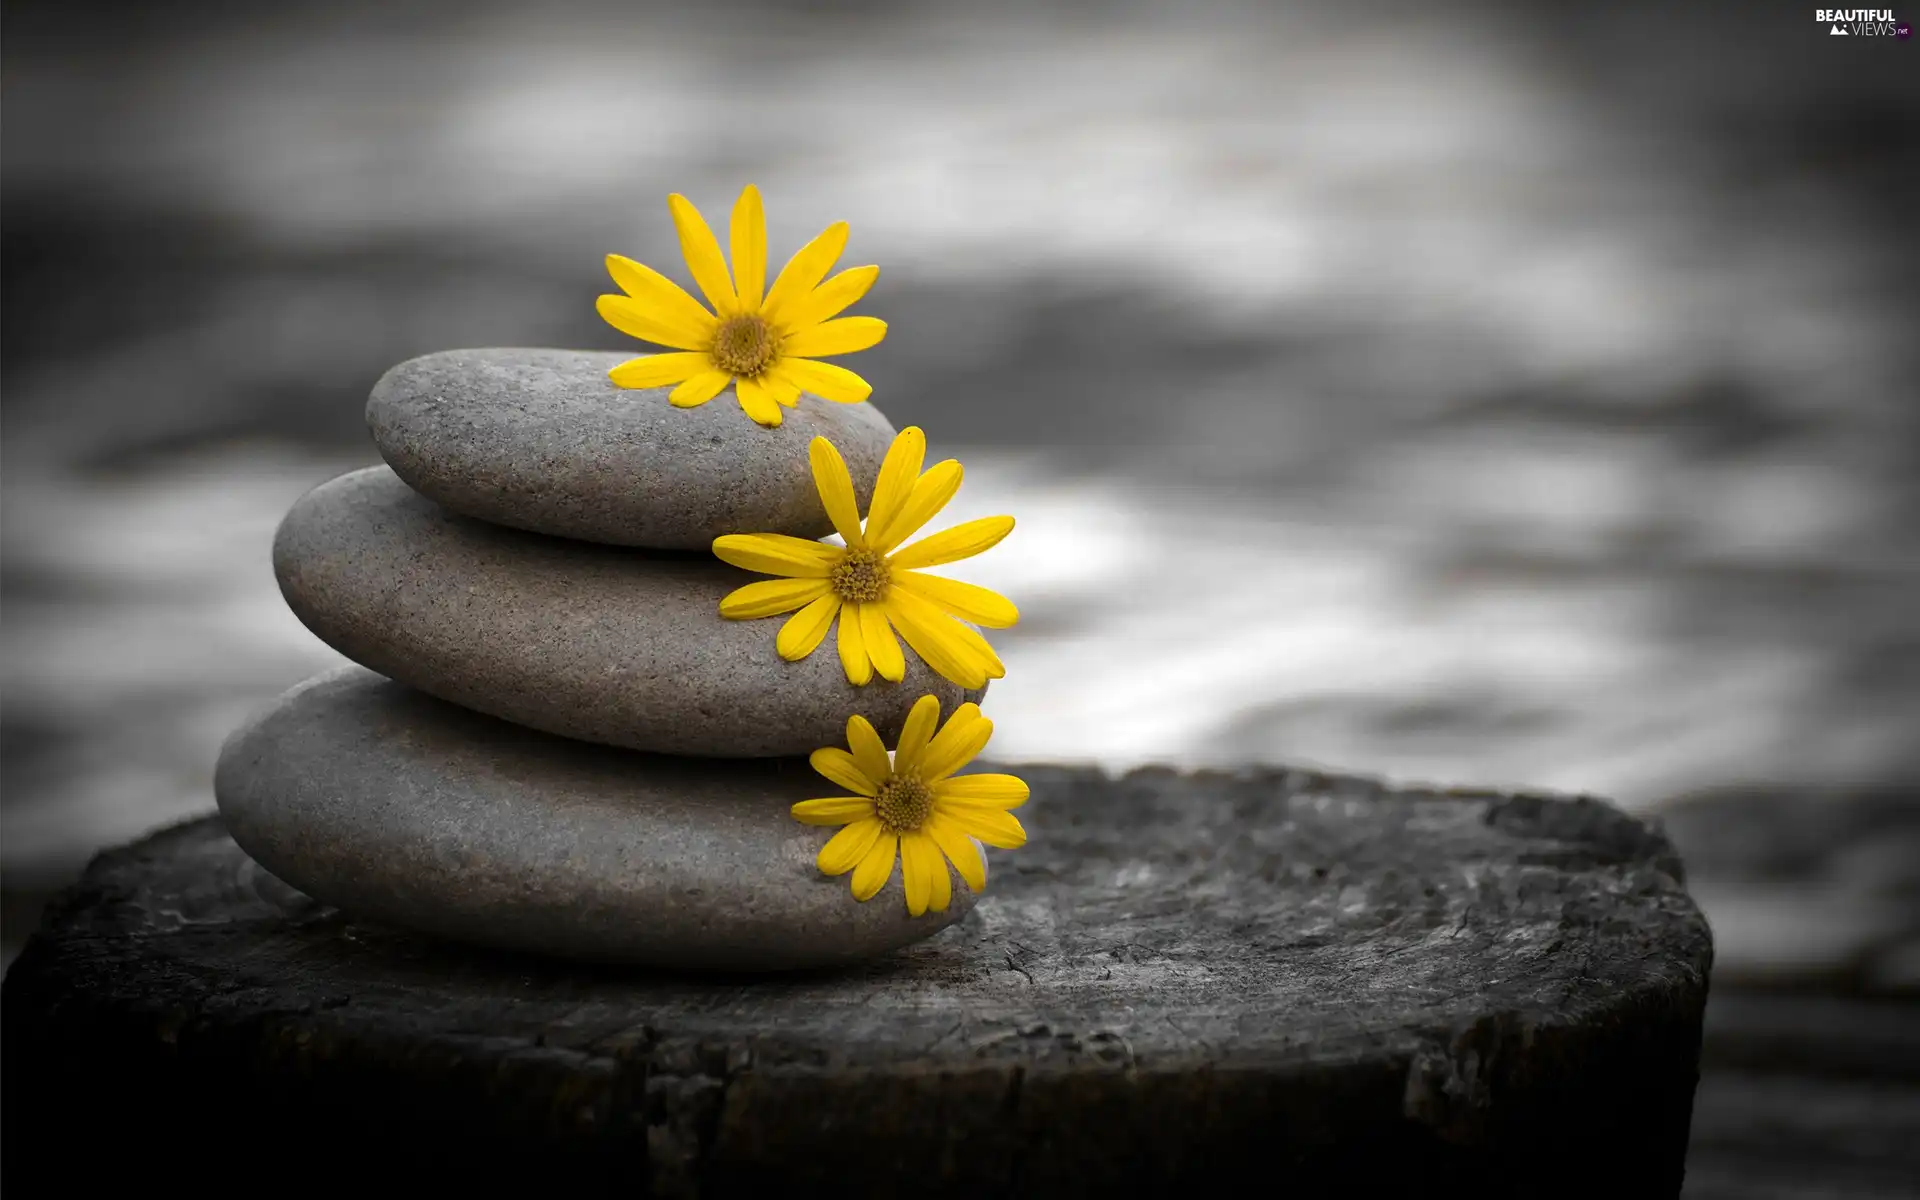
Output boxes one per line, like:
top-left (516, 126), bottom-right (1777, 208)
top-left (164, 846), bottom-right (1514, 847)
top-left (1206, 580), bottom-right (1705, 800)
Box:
top-left (2, 767), bottom-right (1711, 1196)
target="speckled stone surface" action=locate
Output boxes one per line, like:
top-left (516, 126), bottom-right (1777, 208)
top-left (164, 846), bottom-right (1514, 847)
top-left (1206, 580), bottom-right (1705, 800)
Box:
top-left (365, 348), bottom-right (896, 549)
top-left (213, 667), bottom-right (977, 969)
top-left (274, 466), bottom-right (982, 757)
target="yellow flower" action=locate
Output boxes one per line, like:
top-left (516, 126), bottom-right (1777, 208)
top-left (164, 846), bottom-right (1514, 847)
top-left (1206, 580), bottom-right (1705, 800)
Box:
top-left (712, 427), bottom-right (1017, 688)
top-left (596, 184), bottom-right (887, 428)
top-left (795, 697), bottom-right (1028, 915)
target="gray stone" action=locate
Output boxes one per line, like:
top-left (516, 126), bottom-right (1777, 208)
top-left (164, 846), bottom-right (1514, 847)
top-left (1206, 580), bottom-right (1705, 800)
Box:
top-left (274, 466), bottom-right (982, 757)
top-left (366, 348), bottom-right (898, 549)
top-left (213, 666), bottom-right (978, 969)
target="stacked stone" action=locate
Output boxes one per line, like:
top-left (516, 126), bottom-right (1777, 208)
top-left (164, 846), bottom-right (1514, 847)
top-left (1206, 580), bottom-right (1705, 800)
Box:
top-left (215, 348), bottom-right (986, 970)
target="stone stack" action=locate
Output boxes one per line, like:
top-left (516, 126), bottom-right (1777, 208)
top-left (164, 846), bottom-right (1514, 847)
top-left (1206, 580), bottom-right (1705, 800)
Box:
top-left (215, 348), bottom-right (987, 969)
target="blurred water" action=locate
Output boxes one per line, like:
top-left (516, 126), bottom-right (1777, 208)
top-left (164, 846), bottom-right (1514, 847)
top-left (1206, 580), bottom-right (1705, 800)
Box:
top-left (4, 0), bottom-right (1918, 971)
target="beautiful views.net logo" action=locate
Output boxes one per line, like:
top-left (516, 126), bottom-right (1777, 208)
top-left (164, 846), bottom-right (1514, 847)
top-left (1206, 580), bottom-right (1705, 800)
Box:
top-left (1816, 8), bottom-right (1912, 36)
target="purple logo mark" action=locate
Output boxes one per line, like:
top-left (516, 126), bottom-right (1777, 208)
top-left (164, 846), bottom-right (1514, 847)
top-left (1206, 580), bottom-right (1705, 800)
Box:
top-left (1898, 20), bottom-right (1913, 38)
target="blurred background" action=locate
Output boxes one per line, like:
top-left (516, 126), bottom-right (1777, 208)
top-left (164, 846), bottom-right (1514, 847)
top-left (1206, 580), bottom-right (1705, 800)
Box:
top-left (4, 0), bottom-right (1917, 1192)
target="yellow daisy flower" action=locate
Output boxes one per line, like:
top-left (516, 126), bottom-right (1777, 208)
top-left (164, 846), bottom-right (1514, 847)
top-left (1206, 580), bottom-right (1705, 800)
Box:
top-left (596, 184), bottom-right (887, 428)
top-left (795, 697), bottom-right (1028, 916)
top-left (712, 427), bottom-right (1017, 689)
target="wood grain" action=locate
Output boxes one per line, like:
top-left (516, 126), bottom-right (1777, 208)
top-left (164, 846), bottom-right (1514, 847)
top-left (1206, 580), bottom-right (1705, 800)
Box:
top-left (2, 766), bottom-right (1711, 1196)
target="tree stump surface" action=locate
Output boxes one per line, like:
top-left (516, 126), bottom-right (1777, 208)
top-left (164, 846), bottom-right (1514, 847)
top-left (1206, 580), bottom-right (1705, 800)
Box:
top-left (2, 766), bottom-right (1711, 1196)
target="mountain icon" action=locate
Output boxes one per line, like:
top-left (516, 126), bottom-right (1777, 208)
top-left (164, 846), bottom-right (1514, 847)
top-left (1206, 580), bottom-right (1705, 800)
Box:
top-left (1830, 23), bottom-right (1848, 33)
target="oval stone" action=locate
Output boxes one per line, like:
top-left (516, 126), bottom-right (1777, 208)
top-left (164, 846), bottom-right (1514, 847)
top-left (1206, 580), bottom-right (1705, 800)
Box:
top-left (366, 348), bottom-right (898, 549)
top-left (215, 667), bottom-right (978, 969)
top-left (274, 466), bottom-right (982, 757)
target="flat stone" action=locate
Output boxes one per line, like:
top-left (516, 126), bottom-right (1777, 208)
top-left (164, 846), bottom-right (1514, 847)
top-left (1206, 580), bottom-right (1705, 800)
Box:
top-left (366, 348), bottom-right (898, 549)
top-left (4, 763), bottom-right (1712, 1192)
top-left (273, 466), bottom-right (981, 757)
top-left (212, 666), bottom-right (978, 969)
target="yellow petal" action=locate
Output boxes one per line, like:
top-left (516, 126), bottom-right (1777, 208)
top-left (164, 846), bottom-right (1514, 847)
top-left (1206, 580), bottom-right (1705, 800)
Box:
top-left (776, 264), bottom-right (880, 333)
top-left (776, 593), bottom-right (840, 659)
top-left (863, 428), bottom-right (925, 548)
top-left (597, 294), bottom-right (712, 352)
top-left (605, 255), bottom-right (718, 336)
top-left (884, 592), bottom-right (990, 689)
top-left (836, 602), bottom-right (873, 686)
top-left (893, 571), bottom-right (1019, 628)
top-left (921, 703), bottom-right (991, 781)
top-left (718, 577), bottom-right (831, 619)
top-left (859, 603), bottom-right (905, 683)
top-left (923, 834), bottom-right (952, 912)
top-left (889, 516), bottom-right (1014, 571)
top-left (870, 461), bottom-right (962, 554)
top-left (809, 746), bottom-right (879, 796)
top-left (735, 376), bottom-right (783, 427)
top-left (892, 694), bottom-right (943, 775)
top-left (667, 193), bottom-right (739, 315)
top-left (888, 617), bottom-right (989, 691)
top-left (609, 352), bottom-right (710, 389)
top-left (900, 831), bottom-right (936, 916)
top-left (712, 533), bottom-right (838, 578)
top-left (934, 773), bottom-right (1030, 809)
top-left (906, 832), bottom-right (951, 914)
top-left (816, 817), bottom-right (883, 875)
top-left (941, 618), bottom-right (1007, 679)
top-left (762, 372), bottom-right (802, 407)
top-left (729, 184), bottom-right (767, 312)
top-left (669, 371), bottom-right (733, 408)
top-left (942, 806), bottom-right (1027, 850)
top-left (808, 437), bottom-right (867, 549)
top-left (926, 815), bottom-right (987, 892)
top-left (925, 840), bottom-right (948, 906)
top-left (761, 221), bottom-right (848, 327)
top-left (772, 358), bottom-right (873, 406)
top-left (793, 797), bottom-right (878, 828)
top-left (845, 715), bottom-right (892, 784)
top-left (781, 316), bottom-right (888, 359)
top-left (850, 830), bottom-right (899, 901)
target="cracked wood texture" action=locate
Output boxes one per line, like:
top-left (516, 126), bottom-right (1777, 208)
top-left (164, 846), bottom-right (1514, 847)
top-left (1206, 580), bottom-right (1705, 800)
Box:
top-left (1, 767), bottom-right (1711, 1196)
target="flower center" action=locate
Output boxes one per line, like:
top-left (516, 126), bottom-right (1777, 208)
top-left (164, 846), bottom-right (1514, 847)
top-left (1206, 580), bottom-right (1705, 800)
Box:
top-left (710, 314), bottom-right (777, 377)
top-left (830, 549), bottom-right (890, 603)
top-left (874, 774), bottom-right (934, 833)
